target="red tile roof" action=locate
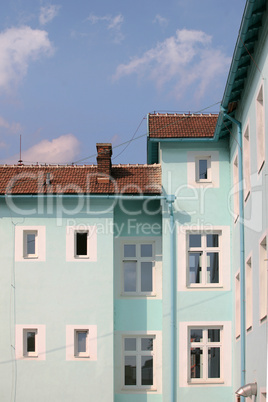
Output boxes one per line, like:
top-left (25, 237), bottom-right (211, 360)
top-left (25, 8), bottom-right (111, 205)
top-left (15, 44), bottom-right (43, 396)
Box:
top-left (148, 113), bottom-right (218, 138)
top-left (0, 165), bottom-right (162, 195)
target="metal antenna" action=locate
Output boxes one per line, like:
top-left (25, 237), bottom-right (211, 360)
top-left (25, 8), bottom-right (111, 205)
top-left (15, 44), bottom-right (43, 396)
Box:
top-left (18, 135), bottom-right (23, 165)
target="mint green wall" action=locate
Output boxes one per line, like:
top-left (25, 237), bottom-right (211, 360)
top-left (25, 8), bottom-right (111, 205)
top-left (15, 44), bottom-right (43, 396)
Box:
top-left (160, 139), bottom-right (233, 401)
top-left (0, 198), bottom-right (114, 402)
top-left (229, 15), bottom-right (268, 397)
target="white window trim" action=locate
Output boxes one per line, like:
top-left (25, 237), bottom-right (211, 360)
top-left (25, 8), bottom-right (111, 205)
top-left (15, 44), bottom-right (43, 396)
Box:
top-left (235, 270), bottom-right (241, 339)
top-left (66, 225), bottom-right (97, 262)
top-left (256, 84), bottom-right (265, 173)
top-left (187, 151), bottom-right (219, 188)
top-left (123, 335), bottom-right (156, 391)
top-left (122, 241), bottom-right (155, 297)
top-left (195, 156), bottom-right (211, 183)
top-left (179, 321), bottom-right (231, 388)
top-left (243, 124), bottom-right (251, 202)
top-left (115, 331), bottom-right (162, 394)
top-left (177, 226), bottom-right (230, 291)
top-left (74, 329), bottom-right (90, 358)
top-left (74, 230), bottom-right (90, 259)
top-left (15, 325), bottom-right (46, 360)
top-left (246, 254), bottom-right (253, 331)
top-left (117, 237), bottom-right (162, 299)
top-left (66, 325), bottom-right (97, 361)
top-left (188, 326), bottom-right (223, 384)
top-left (259, 234), bottom-right (267, 322)
top-left (15, 226), bottom-right (46, 262)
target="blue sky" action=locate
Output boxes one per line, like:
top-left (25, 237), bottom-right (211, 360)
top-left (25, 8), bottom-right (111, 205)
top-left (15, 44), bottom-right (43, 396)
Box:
top-left (0, 0), bottom-right (245, 165)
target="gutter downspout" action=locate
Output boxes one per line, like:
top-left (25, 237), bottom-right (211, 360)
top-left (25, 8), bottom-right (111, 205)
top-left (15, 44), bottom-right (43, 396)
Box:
top-left (222, 108), bottom-right (246, 399)
top-left (166, 195), bottom-right (176, 402)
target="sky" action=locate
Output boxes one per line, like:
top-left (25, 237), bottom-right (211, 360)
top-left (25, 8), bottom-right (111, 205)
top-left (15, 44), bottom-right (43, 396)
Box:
top-left (0, 0), bottom-right (246, 165)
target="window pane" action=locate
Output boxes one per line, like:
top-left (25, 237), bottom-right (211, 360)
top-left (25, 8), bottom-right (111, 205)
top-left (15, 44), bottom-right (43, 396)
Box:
top-left (141, 262), bottom-right (152, 292)
top-left (208, 329), bottom-right (220, 342)
top-left (189, 252), bottom-right (202, 284)
top-left (27, 332), bottom-right (35, 352)
top-left (141, 244), bottom-right (152, 257)
top-left (208, 347), bottom-right (220, 378)
top-left (125, 356), bottom-right (136, 385)
top-left (27, 234), bottom-right (36, 255)
top-left (141, 356), bottom-right (153, 385)
top-left (77, 331), bottom-right (87, 353)
top-left (76, 232), bottom-right (87, 256)
top-left (124, 244), bottom-right (136, 258)
top-left (141, 338), bottom-right (153, 351)
top-left (124, 262), bottom-right (137, 292)
top-left (207, 252), bottom-right (219, 283)
top-left (190, 348), bottom-right (203, 378)
top-left (207, 234), bottom-right (219, 247)
top-left (199, 159), bottom-right (207, 179)
top-left (190, 329), bottom-right (203, 342)
top-left (189, 234), bottom-right (201, 248)
top-left (125, 338), bottom-right (136, 351)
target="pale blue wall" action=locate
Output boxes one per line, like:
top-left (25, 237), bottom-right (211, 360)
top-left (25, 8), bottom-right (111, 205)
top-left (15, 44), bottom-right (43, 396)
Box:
top-left (0, 198), bottom-right (114, 402)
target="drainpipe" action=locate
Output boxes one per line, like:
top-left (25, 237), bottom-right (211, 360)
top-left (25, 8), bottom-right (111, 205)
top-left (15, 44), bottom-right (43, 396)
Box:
top-left (222, 108), bottom-right (246, 398)
top-left (166, 194), bottom-right (176, 402)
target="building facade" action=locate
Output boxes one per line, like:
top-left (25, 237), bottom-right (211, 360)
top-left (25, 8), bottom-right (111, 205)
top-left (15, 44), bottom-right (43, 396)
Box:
top-left (0, 1), bottom-right (267, 401)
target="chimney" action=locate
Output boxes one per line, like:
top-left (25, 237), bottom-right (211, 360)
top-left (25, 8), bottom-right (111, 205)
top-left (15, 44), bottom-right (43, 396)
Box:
top-left (96, 143), bottom-right (112, 183)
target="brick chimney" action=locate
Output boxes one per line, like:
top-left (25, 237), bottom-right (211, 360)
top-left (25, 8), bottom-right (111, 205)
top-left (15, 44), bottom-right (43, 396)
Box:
top-left (96, 143), bottom-right (112, 183)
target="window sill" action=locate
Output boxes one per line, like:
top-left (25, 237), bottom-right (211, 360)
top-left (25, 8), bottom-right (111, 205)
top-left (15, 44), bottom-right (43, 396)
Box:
top-left (121, 292), bottom-right (156, 297)
top-left (188, 379), bottom-right (224, 385)
top-left (74, 256), bottom-right (90, 259)
top-left (23, 256), bottom-right (38, 259)
top-left (122, 386), bottom-right (157, 392)
top-left (187, 285), bottom-right (223, 289)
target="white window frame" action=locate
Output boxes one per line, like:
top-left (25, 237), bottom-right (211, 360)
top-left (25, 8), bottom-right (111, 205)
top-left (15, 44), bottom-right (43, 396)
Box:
top-left (15, 226), bottom-right (46, 262)
top-left (186, 231), bottom-right (221, 288)
top-left (187, 151), bottom-right (219, 188)
top-left (74, 329), bottom-right (90, 358)
top-left (179, 321), bottom-right (232, 388)
top-left (15, 325), bottom-right (46, 360)
top-left (243, 125), bottom-right (251, 201)
top-left (23, 230), bottom-right (38, 259)
top-left (66, 225), bottom-right (97, 262)
top-left (195, 156), bottom-right (211, 183)
top-left (246, 255), bottom-right (253, 331)
top-left (122, 335), bottom-right (156, 391)
top-left (23, 328), bottom-right (38, 357)
top-left (122, 241), bottom-right (155, 296)
top-left (259, 235), bottom-right (267, 321)
top-left (256, 84), bottom-right (265, 173)
top-left (74, 230), bottom-right (90, 259)
top-left (233, 153), bottom-right (239, 222)
top-left (188, 326), bottom-right (223, 384)
top-left (66, 325), bottom-right (97, 361)
top-left (235, 271), bottom-right (241, 339)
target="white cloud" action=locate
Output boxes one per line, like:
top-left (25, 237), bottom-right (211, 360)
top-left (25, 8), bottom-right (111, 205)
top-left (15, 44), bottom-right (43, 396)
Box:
top-left (0, 116), bottom-right (22, 133)
top-left (153, 14), bottom-right (168, 27)
top-left (113, 29), bottom-right (230, 100)
top-left (3, 134), bottom-right (80, 164)
top-left (39, 5), bottom-right (61, 25)
top-left (87, 13), bottom-right (124, 43)
top-left (0, 26), bottom-right (54, 93)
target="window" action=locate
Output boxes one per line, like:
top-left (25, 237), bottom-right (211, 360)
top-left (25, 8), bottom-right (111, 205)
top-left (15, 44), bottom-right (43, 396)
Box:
top-left (15, 325), bottom-right (46, 360)
top-left (189, 327), bottom-right (222, 383)
top-left (74, 330), bottom-right (89, 358)
top-left (233, 154), bottom-right (239, 220)
top-left (75, 230), bottom-right (89, 258)
top-left (187, 232), bottom-right (220, 287)
top-left (123, 243), bottom-right (154, 295)
top-left (23, 329), bottom-right (38, 357)
top-left (235, 272), bottom-right (241, 338)
top-left (195, 156), bottom-right (211, 182)
top-left (123, 336), bottom-right (155, 389)
top-left (260, 236), bottom-right (267, 321)
top-left (66, 325), bottom-right (97, 361)
top-left (243, 126), bottom-right (251, 201)
top-left (256, 85), bottom-right (265, 173)
top-left (246, 257), bottom-right (253, 331)
top-left (66, 225), bottom-right (97, 262)
top-left (23, 230), bottom-right (38, 258)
